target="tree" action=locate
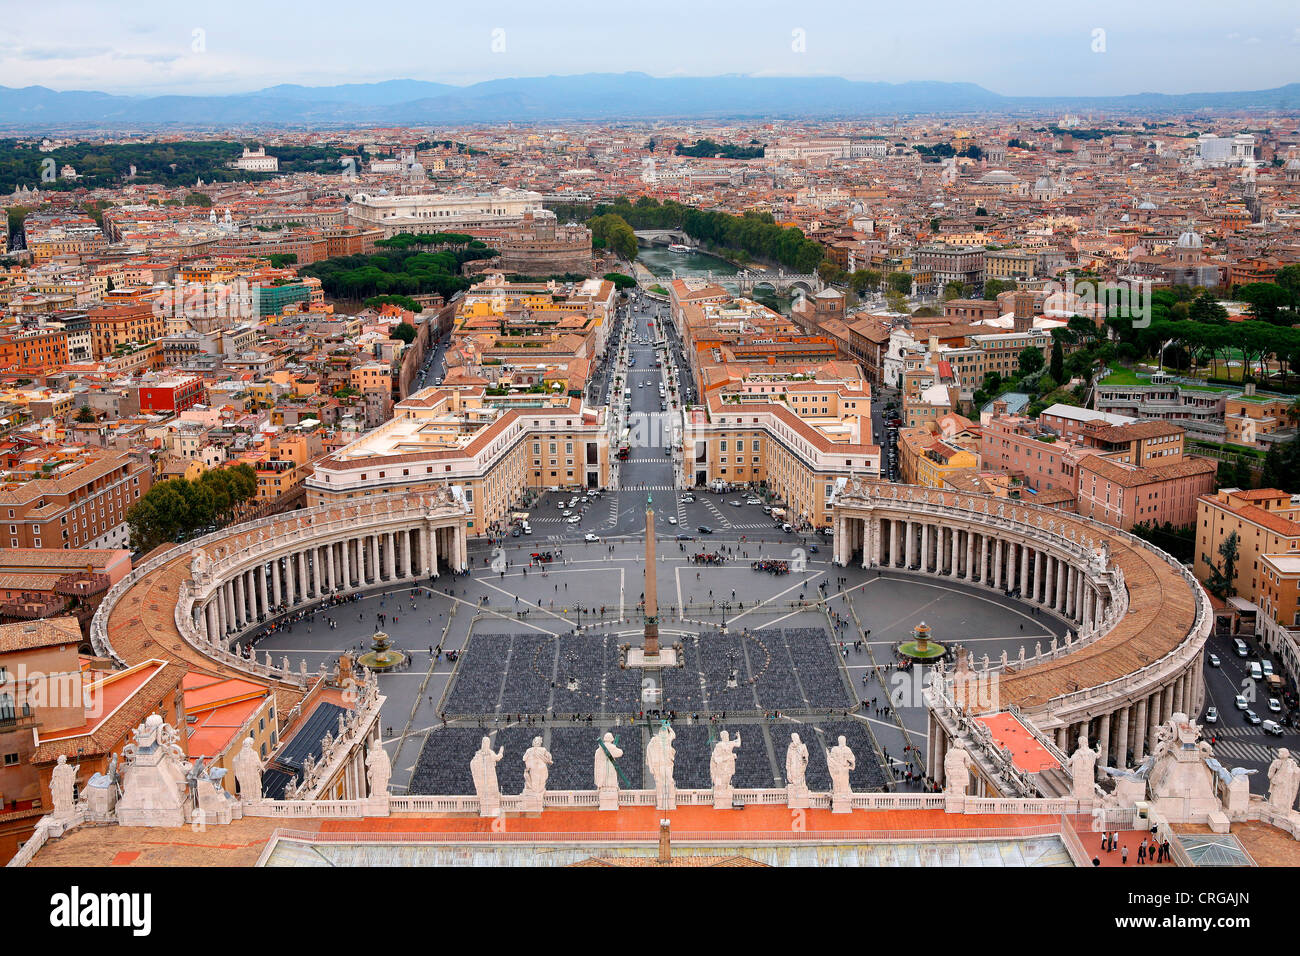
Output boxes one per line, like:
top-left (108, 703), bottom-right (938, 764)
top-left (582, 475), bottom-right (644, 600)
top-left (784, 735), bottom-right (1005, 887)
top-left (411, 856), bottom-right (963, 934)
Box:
top-left (942, 281), bottom-right (965, 302)
top-left (982, 278), bottom-right (1017, 299)
top-left (1231, 454), bottom-right (1254, 490)
top-left (389, 322), bottom-right (417, 344)
top-left (74, 405), bottom-right (96, 424)
top-left (1049, 338), bottom-right (1064, 384)
top-left (603, 272), bottom-right (636, 290)
top-left (886, 272), bottom-right (912, 295)
top-left (850, 269), bottom-right (881, 294)
top-left (1205, 531), bottom-right (1240, 599)
top-left (1018, 346), bottom-right (1044, 376)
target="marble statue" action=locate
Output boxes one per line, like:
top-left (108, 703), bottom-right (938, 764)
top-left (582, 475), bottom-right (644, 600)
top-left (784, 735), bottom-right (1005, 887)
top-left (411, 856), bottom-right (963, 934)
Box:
top-left (522, 736), bottom-right (553, 798)
top-left (710, 731), bottom-right (742, 791)
top-left (232, 735), bottom-right (264, 801)
top-left (366, 739), bottom-right (392, 798)
top-left (190, 548), bottom-right (208, 579)
top-left (645, 725), bottom-right (676, 806)
top-left (50, 754), bottom-right (77, 816)
top-left (826, 736), bottom-right (855, 796)
top-left (594, 732), bottom-right (624, 797)
top-left (943, 741), bottom-right (971, 796)
top-left (1267, 748), bottom-right (1300, 814)
top-left (470, 737), bottom-right (504, 801)
top-left (785, 733), bottom-right (809, 790)
top-left (1068, 734), bottom-right (1099, 801)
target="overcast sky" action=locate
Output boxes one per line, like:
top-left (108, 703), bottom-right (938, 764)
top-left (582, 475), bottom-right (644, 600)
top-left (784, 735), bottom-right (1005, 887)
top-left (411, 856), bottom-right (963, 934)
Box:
top-left (3, 0), bottom-right (1298, 97)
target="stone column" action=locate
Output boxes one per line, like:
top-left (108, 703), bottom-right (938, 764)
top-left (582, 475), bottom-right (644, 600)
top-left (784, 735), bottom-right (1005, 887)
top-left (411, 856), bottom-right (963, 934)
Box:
top-left (296, 551), bottom-right (307, 603)
top-left (458, 526), bottom-right (468, 571)
top-left (1055, 726), bottom-right (1067, 750)
top-left (1134, 697), bottom-right (1148, 762)
top-left (341, 538), bottom-right (352, 590)
top-left (1019, 543), bottom-right (1029, 595)
top-left (993, 537), bottom-right (1003, 589)
top-left (905, 521), bottom-right (916, 569)
top-left (1098, 711), bottom-right (1111, 767)
top-left (370, 535), bottom-right (380, 584)
top-left (325, 542), bottom-right (336, 593)
top-left (222, 582), bottom-right (234, 633)
top-left (270, 558), bottom-right (281, 608)
top-left (429, 526), bottom-right (439, 577)
top-left (1114, 706), bottom-right (1129, 768)
top-left (257, 566), bottom-right (269, 620)
top-left (233, 573), bottom-right (246, 628)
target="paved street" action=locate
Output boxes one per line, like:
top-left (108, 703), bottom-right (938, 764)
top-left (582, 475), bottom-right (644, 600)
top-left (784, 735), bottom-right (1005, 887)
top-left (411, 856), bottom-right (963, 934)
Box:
top-left (1198, 628), bottom-right (1299, 794)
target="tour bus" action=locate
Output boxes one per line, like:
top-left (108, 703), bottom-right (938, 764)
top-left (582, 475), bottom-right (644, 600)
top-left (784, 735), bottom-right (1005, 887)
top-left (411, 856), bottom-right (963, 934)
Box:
top-left (617, 427), bottom-right (631, 460)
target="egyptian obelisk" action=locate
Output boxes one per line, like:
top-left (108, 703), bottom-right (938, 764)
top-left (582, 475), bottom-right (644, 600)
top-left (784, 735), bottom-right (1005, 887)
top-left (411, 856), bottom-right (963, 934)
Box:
top-left (644, 493), bottom-right (659, 655)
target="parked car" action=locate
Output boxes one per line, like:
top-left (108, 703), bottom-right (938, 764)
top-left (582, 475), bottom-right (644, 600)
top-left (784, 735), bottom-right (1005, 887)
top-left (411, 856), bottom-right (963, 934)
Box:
top-left (697, 526), bottom-right (713, 534)
top-left (1245, 710), bottom-right (1262, 725)
top-left (584, 533), bottom-right (600, 542)
top-left (667, 516), bottom-right (677, 524)
top-left (1262, 660), bottom-right (1275, 677)
top-left (1234, 639), bottom-right (1250, 658)
top-left (728, 500), bottom-right (743, 507)
top-left (1250, 662), bottom-right (1264, 681)
top-left (1204, 706), bottom-right (1219, 724)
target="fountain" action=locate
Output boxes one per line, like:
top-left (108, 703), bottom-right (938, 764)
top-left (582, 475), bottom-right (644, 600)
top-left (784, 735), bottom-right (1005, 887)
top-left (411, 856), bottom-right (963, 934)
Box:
top-left (358, 629), bottom-right (405, 671)
top-left (898, 621), bottom-right (947, 662)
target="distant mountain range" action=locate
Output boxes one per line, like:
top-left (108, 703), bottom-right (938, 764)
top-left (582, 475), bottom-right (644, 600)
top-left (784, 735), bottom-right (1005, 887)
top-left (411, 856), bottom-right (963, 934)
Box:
top-left (2, 73), bottom-right (1300, 129)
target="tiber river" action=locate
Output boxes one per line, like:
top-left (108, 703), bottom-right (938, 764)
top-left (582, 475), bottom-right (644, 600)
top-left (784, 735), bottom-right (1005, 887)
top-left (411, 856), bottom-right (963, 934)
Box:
top-left (636, 245), bottom-right (795, 315)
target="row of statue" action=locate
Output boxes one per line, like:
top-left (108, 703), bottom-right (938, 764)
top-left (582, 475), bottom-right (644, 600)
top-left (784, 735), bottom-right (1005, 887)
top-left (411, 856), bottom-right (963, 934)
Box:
top-left (469, 729), bottom-right (857, 804)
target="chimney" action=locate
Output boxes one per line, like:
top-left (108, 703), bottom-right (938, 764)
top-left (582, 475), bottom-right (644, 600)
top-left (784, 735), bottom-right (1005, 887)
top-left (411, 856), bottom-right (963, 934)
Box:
top-left (1012, 292), bottom-right (1034, 333)
top-left (658, 818), bottom-right (671, 864)
top-left (993, 400), bottom-right (1009, 417)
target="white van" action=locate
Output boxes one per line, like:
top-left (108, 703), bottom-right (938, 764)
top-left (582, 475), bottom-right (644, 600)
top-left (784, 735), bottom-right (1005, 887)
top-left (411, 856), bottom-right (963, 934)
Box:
top-left (1249, 661), bottom-right (1264, 681)
top-left (1234, 639), bottom-right (1250, 658)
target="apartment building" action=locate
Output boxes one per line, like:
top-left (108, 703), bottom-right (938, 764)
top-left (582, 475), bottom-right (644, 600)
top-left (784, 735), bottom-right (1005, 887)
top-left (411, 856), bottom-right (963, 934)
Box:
top-left (0, 329), bottom-right (69, 374)
top-left (1075, 454), bottom-right (1215, 529)
top-left (0, 448), bottom-right (152, 551)
top-left (682, 384), bottom-right (880, 529)
top-left (1258, 551), bottom-right (1300, 677)
top-left (87, 303), bottom-right (166, 360)
top-left (305, 386), bottom-right (610, 533)
top-left (1094, 369), bottom-right (1230, 442)
top-left (1195, 488), bottom-right (1300, 604)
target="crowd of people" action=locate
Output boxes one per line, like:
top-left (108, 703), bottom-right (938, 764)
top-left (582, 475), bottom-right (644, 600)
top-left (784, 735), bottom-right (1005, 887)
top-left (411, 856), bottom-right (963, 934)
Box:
top-left (751, 559), bottom-right (790, 575)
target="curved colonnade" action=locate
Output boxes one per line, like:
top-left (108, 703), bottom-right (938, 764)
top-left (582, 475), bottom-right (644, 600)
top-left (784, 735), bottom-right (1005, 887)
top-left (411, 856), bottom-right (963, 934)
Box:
top-left (829, 480), bottom-right (1212, 781)
top-left (90, 495), bottom-right (470, 695)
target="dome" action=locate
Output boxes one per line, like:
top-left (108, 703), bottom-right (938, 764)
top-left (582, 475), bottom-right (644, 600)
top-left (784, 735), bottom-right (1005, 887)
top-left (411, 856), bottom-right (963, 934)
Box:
top-left (1177, 231), bottom-right (1203, 249)
top-left (1138, 200), bottom-right (1156, 210)
top-left (979, 169), bottom-right (1016, 184)
top-left (1120, 213), bottom-right (1131, 222)
top-left (1034, 176), bottom-right (1053, 189)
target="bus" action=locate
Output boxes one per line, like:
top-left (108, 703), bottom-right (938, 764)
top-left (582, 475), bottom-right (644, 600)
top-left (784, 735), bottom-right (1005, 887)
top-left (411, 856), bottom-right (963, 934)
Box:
top-left (616, 427), bottom-right (631, 460)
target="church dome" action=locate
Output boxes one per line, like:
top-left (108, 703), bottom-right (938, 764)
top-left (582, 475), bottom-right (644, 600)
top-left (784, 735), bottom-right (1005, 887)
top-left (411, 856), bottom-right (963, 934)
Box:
top-left (1177, 231), bottom-right (1203, 249)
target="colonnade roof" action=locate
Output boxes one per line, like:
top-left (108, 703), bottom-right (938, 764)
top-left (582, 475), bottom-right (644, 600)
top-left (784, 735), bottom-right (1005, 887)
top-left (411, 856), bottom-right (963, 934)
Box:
top-left (836, 484), bottom-right (1203, 712)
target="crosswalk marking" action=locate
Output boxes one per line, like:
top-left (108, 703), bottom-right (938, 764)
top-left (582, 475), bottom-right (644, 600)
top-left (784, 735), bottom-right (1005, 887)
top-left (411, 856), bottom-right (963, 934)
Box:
top-left (1212, 740), bottom-right (1277, 763)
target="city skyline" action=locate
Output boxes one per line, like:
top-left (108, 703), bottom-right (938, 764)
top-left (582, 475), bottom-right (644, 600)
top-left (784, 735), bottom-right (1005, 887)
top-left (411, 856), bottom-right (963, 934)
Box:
top-left (3, 0), bottom-right (1299, 99)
